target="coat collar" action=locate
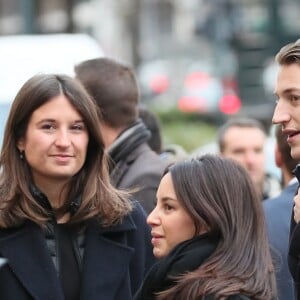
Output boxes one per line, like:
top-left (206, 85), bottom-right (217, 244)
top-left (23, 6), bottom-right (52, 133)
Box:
top-left (98, 212), bottom-right (137, 233)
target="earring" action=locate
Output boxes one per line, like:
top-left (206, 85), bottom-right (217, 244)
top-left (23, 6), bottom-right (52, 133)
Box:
top-left (19, 151), bottom-right (24, 160)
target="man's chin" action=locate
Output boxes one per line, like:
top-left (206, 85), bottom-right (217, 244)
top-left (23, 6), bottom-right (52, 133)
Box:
top-left (291, 147), bottom-right (300, 161)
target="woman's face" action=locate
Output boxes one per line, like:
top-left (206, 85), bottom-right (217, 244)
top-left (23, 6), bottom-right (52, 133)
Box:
top-left (17, 94), bottom-right (89, 187)
top-left (147, 173), bottom-right (196, 258)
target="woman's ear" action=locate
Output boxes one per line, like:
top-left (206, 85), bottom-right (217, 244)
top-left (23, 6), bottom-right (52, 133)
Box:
top-left (17, 138), bottom-right (25, 152)
top-left (196, 221), bottom-right (209, 236)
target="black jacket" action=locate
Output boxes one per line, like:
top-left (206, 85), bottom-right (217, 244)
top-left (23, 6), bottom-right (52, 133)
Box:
top-left (0, 203), bottom-right (155, 300)
top-left (288, 164), bottom-right (300, 299)
top-left (288, 207), bottom-right (300, 299)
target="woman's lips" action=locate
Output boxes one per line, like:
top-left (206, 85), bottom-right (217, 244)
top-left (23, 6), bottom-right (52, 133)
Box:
top-left (51, 154), bottom-right (73, 164)
top-left (151, 237), bottom-right (162, 246)
top-left (151, 233), bottom-right (164, 246)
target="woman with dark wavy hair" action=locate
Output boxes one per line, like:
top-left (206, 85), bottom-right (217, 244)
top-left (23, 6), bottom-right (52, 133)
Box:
top-left (0, 74), bottom-right (155, 300)
top-left (135, 154), bottom-right (277, 300)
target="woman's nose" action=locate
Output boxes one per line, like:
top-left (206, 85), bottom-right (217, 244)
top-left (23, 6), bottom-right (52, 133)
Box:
top-left (147, 207), bottom-right (159, 226)
top-left (55, 129), bottom-right (71, 147)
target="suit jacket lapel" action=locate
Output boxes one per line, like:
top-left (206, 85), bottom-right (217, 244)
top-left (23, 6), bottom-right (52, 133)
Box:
top-left (0, 222), bottom-right (64, 300)
top-left (81, 218), bottom-right (136, 300)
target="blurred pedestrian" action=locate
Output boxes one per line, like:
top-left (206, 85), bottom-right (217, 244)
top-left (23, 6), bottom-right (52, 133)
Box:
top-left (138, 105), bottom-right (163, 154)
top-left (138, 105), bottom-right (188, 164)
top-left (75, 58), bottom-right (168, 214)
top-left (217, 117), bottom-right (281, 200)
top-left (135, 154), bottom-right (277, 300)
top-left (0, 74), bottom-right (155, 300)
top-left (263, 125), bottom-right (298, 300)
top-left (272, 38), bottom-right (300, 299)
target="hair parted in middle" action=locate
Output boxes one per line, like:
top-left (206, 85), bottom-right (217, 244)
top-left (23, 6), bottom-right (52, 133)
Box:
top-left (0, 73), bottom-right (132, 228)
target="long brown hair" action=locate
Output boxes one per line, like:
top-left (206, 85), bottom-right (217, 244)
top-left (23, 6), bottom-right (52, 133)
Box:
top-left (158, 155), bottom-right (276, 299)
top-left (0, 74), bottom-right (132, 228)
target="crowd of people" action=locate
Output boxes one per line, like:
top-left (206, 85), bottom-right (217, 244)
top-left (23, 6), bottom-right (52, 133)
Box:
top-left (1, 39), bottom-right (300, 299)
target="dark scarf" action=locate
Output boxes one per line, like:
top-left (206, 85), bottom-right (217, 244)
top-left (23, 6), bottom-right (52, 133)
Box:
top-left (134, 233), bottom-right (219, 300)
top-left (29, 184), bottom-right (81, 216)
top-left (108, 119), bottom-right (151, 186)
top-left (29, 184), bottom-right (82, 300)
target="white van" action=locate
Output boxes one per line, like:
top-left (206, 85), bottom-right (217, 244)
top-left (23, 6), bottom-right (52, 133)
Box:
top-left (0, 33), bottom-right (104, 147)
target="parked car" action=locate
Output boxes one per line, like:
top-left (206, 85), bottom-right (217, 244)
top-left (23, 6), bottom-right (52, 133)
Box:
top-left (0, 33), bottom-right (104, 147)
top-left (178, 60), bottom-right (241, 118)
top-left (137, 57), bottom-right (242, 121)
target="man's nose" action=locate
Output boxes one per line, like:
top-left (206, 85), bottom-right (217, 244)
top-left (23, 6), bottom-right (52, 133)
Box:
top-left (244, 152), bottom-right (257, 165)
top-left (272, 101), bottom-right (290, 124)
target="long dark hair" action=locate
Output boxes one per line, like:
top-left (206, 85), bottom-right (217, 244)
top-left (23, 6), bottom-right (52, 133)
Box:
top-left (0, 74), bottom-right (132, 228)
top-left (158, 154), bottom-right (276, 299)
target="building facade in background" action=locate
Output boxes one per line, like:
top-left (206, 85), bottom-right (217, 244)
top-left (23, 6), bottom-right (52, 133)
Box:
top-left (1, 0), bottom-right (300, 125)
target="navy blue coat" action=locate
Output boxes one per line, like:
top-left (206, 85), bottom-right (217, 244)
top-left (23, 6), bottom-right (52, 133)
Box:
top-left (0, 204), bottom-right (155, 300)
top-left (263, 181), bottom-right (298, 300)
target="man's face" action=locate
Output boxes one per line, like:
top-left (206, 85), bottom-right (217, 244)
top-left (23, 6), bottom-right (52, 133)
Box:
top-left (273, 64), bottom-right (300, 161)
top-left (221, 126), bottom-right (266, 190)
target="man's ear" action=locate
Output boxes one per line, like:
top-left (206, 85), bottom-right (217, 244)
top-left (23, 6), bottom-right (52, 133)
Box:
top-left (274, 143), bottom-right (282, 168)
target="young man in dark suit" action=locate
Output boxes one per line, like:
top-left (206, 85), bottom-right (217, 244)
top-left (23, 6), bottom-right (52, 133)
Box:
top-left (263, 125), bottom-right (298, 300)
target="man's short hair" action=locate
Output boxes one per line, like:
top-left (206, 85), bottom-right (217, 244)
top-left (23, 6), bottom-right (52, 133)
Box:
top-left (138, 105), bottom-right (163, 154)
top-left (276, 39), bottom-right (300, 66)
top-left (217, 117), bottom-right (267, 153)
top-left (75, 57), bottom-right (139, 129)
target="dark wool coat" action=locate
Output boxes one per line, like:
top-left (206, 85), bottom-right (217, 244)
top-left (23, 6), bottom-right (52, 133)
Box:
top-left (114, 143), bottom-right (168, 214)
top-left (109, 121), bottom-right (168, 215)
top-left (0, 204), bottom-right (155, 300)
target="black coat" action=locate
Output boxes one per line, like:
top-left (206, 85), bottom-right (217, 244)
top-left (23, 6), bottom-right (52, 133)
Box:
top-left (288, 210), bottom-right (300, 299)
top-left (0, 204), bottom-right (155, 300)
top-left (288, 165), bottom-right (300, 299)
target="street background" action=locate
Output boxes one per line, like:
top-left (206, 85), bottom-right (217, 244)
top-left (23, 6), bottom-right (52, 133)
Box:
top-left (0, 0), bottom-right (300, 151)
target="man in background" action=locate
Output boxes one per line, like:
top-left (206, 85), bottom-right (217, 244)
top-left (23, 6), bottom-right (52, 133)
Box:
top-left (75, 58), bottom-right (168, 214)
top-left (138, 105), bottom-right (188, 164)
top-left (138, 105), bottom-right (163, 155)
top-left (263, 125), bottom-right (298, 300)
top-left (217, 117), bottom-right (280, 200)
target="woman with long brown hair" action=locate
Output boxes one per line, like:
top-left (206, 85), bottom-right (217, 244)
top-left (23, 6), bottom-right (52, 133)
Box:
top-left (0, 74), bottom-right (155, 300)
top-left (135, 154), bottom-right (276, 300)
